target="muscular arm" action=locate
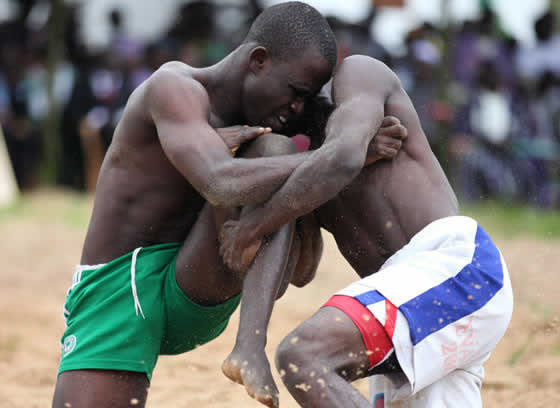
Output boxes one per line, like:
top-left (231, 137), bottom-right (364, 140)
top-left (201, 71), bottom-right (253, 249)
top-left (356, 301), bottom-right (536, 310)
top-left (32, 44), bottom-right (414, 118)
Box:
top-left (230, 57), bottom-right (402, 243)
top-left (148, 64), bottom-right (312, 208)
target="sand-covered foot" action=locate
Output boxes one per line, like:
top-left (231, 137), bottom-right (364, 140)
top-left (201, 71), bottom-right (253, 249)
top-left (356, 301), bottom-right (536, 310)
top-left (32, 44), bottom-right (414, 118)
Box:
top-left (222, 351), bottom-right (243, 385)
top-left (222, 348), bottom-right (279, 408)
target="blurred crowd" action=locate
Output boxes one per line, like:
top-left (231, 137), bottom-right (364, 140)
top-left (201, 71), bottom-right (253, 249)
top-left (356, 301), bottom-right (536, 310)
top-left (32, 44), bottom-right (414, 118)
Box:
top-left (1, 1), bottom-right (559, 207)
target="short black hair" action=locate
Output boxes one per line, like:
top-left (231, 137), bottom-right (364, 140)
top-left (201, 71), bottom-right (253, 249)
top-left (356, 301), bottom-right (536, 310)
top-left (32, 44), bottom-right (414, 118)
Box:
top-left (244, 1), bottom-right (337, 69)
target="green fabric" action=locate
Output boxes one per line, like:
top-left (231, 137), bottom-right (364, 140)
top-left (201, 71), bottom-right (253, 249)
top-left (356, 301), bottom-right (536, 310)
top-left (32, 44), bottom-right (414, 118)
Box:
top-left (58, 242), bottom-right (241, 381)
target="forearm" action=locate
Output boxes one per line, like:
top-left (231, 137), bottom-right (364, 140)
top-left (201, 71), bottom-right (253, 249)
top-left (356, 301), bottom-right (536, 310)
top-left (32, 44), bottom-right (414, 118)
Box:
top-left (238, 93), bottom-right (386, 242)
top-left (234, 222), bottom-right (295, 348)
top-left (240, 142), bottom-right (364, 243)
top-left (207, 151), bottom-right (312, 207)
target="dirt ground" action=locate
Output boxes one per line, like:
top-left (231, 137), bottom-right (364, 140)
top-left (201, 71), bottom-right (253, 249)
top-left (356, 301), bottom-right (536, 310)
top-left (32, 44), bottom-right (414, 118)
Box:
top-left (1, 192), bottom-right (559, 407)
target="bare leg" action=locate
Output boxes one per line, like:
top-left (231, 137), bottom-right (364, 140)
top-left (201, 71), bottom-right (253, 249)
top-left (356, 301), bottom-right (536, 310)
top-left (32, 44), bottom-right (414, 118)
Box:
top-left (221, 134), bottom-right (301, 408)
top-left (276, 307), bottom-right (392, 408)
top-left (52, 369), bottom-right (149, 408)
top-left (174, 203), bottom-right (244, 306)
top-left (222, 218), bottom-right (296, 408)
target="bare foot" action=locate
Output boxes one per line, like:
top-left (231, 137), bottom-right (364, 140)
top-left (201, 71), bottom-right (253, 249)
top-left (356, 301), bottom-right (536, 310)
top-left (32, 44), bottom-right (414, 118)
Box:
top-left (222, 347), bottom-right (279, 408)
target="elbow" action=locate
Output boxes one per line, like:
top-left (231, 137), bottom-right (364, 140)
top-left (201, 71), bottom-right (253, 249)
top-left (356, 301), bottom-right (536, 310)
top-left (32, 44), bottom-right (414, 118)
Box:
top-left (201, 164), bottom-right (230, 207)
top-left (201, 159), bottom-right (239, 207)
top-left (333, 146), bottom-right (364, 181)
top-left (204, 177), bottom-right (235, 207)
top-left (204, 173), bottom-right (249, 208)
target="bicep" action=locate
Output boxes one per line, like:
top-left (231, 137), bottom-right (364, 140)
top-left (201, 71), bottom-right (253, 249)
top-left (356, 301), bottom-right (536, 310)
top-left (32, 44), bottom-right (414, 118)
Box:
top-left (325, 57), bottom-right (399, 153)
top-left (325, 96), bottom-right (384, 148)
top-left (156, 118), bottom-right (232, 192)
top-left (385, 85), bottom-right (424, 139)
top-left (148, 69), bottom-right (234, 197)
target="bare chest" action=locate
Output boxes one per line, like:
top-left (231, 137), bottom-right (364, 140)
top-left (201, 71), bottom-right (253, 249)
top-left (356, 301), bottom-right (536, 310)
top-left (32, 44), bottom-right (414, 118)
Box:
top-left (316, 167), bottom-right (409, 275)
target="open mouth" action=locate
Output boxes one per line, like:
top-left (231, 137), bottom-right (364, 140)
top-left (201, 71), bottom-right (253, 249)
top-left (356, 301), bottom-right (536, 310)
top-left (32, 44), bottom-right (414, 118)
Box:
top-left (272, 114), bottom-right (288, 131)
top-left (266, 115), bottom-right (288, 132)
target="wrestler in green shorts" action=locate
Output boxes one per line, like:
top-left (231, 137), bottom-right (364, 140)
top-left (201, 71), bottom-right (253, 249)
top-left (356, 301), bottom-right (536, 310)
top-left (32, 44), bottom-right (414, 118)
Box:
top-left (58, 242), bottom-right (241, 381)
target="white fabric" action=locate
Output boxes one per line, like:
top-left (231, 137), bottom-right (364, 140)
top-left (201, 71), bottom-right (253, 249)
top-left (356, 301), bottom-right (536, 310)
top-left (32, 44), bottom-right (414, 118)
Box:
top-left (336, 216), bottom-right (513, 407)
top-left (371, 365), bottom-right (484, 408)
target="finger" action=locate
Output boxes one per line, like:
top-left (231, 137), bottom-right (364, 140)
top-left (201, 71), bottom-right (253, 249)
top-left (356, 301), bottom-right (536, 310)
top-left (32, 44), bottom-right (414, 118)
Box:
top-left (220, 237), bottom-right (231, 258)
top-left (381, 124), bottom-right (407, 140)
top-left (398, 124), bottom-right (408, 140)
top-left (381, 116), bottom-right (400, 127)
top-left (217, 127), bottom-right (242, 149)
top-left (226, 243), bottom-right (239, 271)
top-left (379, 147), bottom-right (398, 158)
top-left (383, 125), bottom-right (407, 141)
top-left (232, 255), bottom-right (243, 274)
top-left (248, 126), bottom-right (271, 135)
top-left (387, 139), bottom-right (402, 151)
top-left (219, 222), bottom-right (230, 240)
top-left (241, 240), bottom-right (262, 269)
top-left (374, 135), bottom-right (399, 149)
top-left (223, 246), bottom-right (233, 268)
top-left (238, 127), bottom-right (269, 144)
top-left (221, 125), bottom-right (243, 134)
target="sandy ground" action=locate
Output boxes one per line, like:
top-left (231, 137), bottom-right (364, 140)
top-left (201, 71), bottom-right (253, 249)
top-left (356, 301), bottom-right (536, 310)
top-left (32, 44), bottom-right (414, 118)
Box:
top-left (1, 192), bottom-right (559, 407)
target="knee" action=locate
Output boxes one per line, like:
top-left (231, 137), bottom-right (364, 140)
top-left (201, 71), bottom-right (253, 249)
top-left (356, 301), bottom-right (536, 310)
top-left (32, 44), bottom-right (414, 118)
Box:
top-left (275, 331), bottom-right (306, 373)
top-left (275, 329), bottom-right (319, 384)
top-left (240, 133), bottom-right (298, 158)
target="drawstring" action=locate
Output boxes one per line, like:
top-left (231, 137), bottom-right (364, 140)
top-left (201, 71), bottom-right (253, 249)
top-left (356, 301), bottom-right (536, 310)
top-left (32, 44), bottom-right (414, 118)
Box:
top-left (131, 247), bottom-right (145, 319)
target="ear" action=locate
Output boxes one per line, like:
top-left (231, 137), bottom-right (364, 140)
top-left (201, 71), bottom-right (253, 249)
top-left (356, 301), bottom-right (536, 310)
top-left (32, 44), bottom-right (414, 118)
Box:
top-left (248, 46), bottom-right (270, 75)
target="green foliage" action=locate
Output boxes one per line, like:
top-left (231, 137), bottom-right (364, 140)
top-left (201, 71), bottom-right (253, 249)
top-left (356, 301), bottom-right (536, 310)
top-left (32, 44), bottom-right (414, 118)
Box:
top-left (461, 200), bottom-right (560, 239)
top-left (551, 0), bottom-right (560, 24)
top-left (2, 193), bottom-right (560, 239)
top-left (0, 191), bottom-right (91, 229)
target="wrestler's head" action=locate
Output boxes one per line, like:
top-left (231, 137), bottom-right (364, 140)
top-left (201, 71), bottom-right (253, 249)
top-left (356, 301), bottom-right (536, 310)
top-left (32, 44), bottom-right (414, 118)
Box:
top-left (284, 87), bottom-right (336, 150)
top-left (241, 2), bottom-right (337, 132)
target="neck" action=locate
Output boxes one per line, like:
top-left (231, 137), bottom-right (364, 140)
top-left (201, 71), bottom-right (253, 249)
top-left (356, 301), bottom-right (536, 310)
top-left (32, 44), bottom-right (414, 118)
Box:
top-left (199, 44), bottom-right (252, 125)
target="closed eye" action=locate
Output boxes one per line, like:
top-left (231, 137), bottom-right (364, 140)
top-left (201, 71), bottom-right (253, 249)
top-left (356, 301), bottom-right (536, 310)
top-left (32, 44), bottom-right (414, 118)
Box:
top-left (291, 85), bottom-right (311, 99)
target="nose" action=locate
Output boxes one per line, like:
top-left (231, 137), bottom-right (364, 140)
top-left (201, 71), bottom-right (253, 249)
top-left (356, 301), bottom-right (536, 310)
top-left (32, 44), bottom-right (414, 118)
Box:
top-left (290, 99), bottom-right (305, 117)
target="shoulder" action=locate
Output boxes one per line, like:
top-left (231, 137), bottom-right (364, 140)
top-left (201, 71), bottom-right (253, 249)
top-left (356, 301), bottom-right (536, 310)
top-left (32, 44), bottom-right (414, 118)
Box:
top-left (335, 55), bottom-right (396, 81)
top-left (146, 61), bottom-right (210, 120)
top-left (332, 55), bottom-right (400, 102)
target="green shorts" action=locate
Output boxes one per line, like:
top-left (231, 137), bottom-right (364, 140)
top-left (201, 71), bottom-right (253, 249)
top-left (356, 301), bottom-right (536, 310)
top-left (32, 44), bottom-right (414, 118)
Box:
top-left (58, 242), bottom-right (241, 381)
